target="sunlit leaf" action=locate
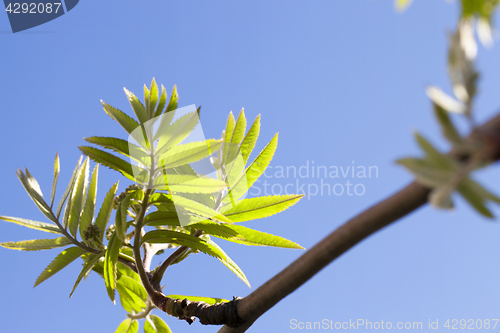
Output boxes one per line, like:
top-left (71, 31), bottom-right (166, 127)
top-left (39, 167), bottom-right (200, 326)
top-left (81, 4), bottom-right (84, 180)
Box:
top-left (68, 158), bottom-right (89, 237)
top-left (95, 182), bottom-right (119, 242)
top-left (84, 137), bottom-right (150, 166)
top-left (115, 319), bottom-right (138, 333)
top-left (0, 216), bottom-right (60, 234)
top-left (0, 237), bottom-right (71, 251)
top-left (56, 156), bottom-right (83, 219)
top-left (154, 85), bottom-right (168, 118)
top-left (240, 114), bottom-right (261, 165)
top-left (104, 233), bottom-right (121, 303)
top-left (144, 315), bottom-right (172, 333)
top-left (79, 146), bottom-right (140, 182)
top-left (34, 247), bottom-right (86, 287)
top-left (153, 174), bottom-right (227, 193)
top-left (124, 88), bottom-right (148, 124)
top-left (80, 164), bottom-right (99, 240)
top-left (157, 140), bottom-right (221, 170)
top-left (69, 252), bottom-right (104, 298)
top-left (50, 152), bottom-right (60, 209)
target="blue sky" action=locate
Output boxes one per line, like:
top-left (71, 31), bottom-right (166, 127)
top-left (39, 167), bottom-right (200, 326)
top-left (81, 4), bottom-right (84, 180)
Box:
top-left (1, 1), bottom-right (500, 332)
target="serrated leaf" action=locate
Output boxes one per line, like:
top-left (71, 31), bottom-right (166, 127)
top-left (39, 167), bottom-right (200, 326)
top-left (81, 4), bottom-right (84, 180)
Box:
top-left (124, 88), bottom-right (148, 124)
top-left (194, 222), bottom-right (304, 249)
top-left (0, 237), bottom-right (71, 251)
top-left (396, 157), bottom-right (455, 187)
top-left (115, 195), bottom-right (132, 242)
top-left (206, 238), bottom-right (250, 287)
top-left (57, 156), bottom-right (83, 219)
top-left (143, 211), bottom-right (180, 227)
top-left (153, 174), bottom-right (227, 193)
top-left (223, 109), bottom-right (246, 169)
top-left (166, 85), bottom-right (178, 113)
top-left (115, 319), bottom-right (138, 333)
top-left (69, 251), bottom-right (104, 298)
top-left (17, 169), bottom-right (55, 223)
top-left (95, 182), bottom-right (119, 242)
top-left (165, 294), bottom-right (229, 305)
top-left (145, 315), bottom-right (172, 333)
top-left (240, 114), bottom-right (261, 165)
top-left (154, 85), bottom-right (168, 118)
top-left (102, 101), bottom-right (146, 149)
top-left (157, 140), bottom-right (221, 170)
top-left (221, 194), bottom-right (304, 222)
top-left (222, 112), bottom-right (236, 166)
top-left (50, 153), bottom-right (60, 209)
top-left (68, 158), bottom-right (89, 237)
top-left (84, 137), bottom-right (150, 166)
top-left (104, 233), bottom-right (121, 303)
top-left (34, 247), bottom-right (86, 287)
top-left (156, 111), bottom-right (199, 156)
top-left (147, 78), bottom-right (159, 120)
top-left (169, 195), bottom-right (232, 224)
top-left (80, 164), bottom-right (99, 240)
top-left (0, 215), bottom-right (60, 234)
top-left (79, 146), bottom-right (141, 182)
top-left (223, 133), bottom-right (278, 203)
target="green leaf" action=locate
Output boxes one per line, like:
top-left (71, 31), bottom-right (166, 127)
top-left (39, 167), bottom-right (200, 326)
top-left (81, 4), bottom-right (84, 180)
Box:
top-left (116, 275), bottom-right (147, 311)
top-left (194, 222), bottom-right (304, 249)
top-left (0, 215), bottom-right (60, 234)
top-left (104, 233), bottom-right (121, 303)
top-left (95, 182), bottom-right (119, 242)
top-left (166, 84), bottom-right (178, 113)
top-left (206, 238), bottom-right (250, 287)
top-left (457, 181), bottom-right (494, 218)
top-left (124, 88), bottom-right (148, 124)
top-left (80, 164), bottom-right (99, 240)
top-left (223, 133), bottom-right (278, 203)
top-left (115, 319), bottom-right (138, 333)
top-left (221, 112), bottom-right (236, 166)
top-left (240, 114), bottom-right (261, 165)
top-left (34, 247), bottom-right (86, 287)
top-left (0, 237), bottom-right (71, 251)
top-left (101, 101), bottom-right (146, 148)
top-left (461, 177), bottom-right (500, 205)
top-left (221, 194), bottom-right (304, 222)
top-left (145, 315), bottom-right (172, 333)
top-left (169, 195), bottom-right (232, 224)
top-left (396, 157), bottom-right (455, 188)
top-left (143, 211), bottom-right (180, 227)
top-left (68, 158), bottom-right (89, 237)
top-left (414, 133), bottom-right (457, 169)
top-left (433, 104), bottom-right (464, 146)
top-left (141, 230), bottom-right (250, 286)
top-left (69, 252), bottom-right (104, 298)
top-left (79, 146), bottom-right (140, 182)
top-left (156, 111), bottom-right (200, 156)
top-left (50, 152), bottom-right (60, 209)
top-left (17, 169), bottom-right (55, 223)
top-left (57, 156), bottom-right (83, 219)
top-left (145, 78), bottom-right (159, 120)
top-left (84, 137), bottom-right (150, 166)
top-left (157, 140), bottom-right (221, 170)
top-left (153, 174), bottom-right (227, 193)
top-left (115, 194), bottom-right (132, 242)
top-left (223, 109), bottom-right (247, 168)
top-left (154, 85), bottom-right (168, 118)
top-left (165, 295), bottom-right (229, 305)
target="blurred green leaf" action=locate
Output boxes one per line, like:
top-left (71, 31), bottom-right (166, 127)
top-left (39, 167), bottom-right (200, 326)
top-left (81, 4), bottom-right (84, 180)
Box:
top-left (396, 157), bottom-right (455, 187)
top-left (0, 237), bottom-right (71, 251)
top-left (433, 104), bottom-right (464, 146)
top-left (34, 247), bottom-right (86, 287)
top-left (457, 181), bottom-right (494, 217)
top-left (414, 132), bottom-right (458, 169)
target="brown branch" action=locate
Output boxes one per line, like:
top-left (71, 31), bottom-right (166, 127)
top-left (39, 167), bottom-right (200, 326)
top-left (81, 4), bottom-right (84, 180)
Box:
top-left (216, 111), bottom-right (500, 333)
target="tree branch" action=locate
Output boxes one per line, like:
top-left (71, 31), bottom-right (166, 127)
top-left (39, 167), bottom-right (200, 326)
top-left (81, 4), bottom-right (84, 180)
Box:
top-left (217, 111), bottom-right (500, 333)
